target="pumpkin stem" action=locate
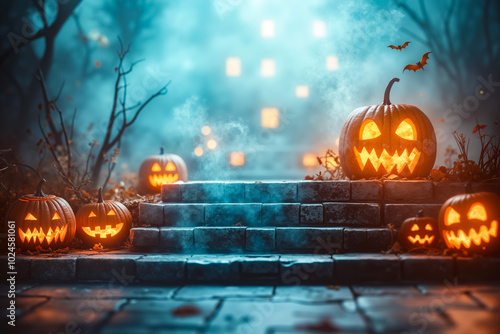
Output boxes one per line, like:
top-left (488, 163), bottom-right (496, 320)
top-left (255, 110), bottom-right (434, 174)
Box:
top-left (97, 187), bottom-right (104, 203)
top-left (160, 147), bottom-right (164, 155)
top-left (416, 210), bottom-right (423, 217)
top-left (383, 78), bottom-right (400, 105)
top-left (34, 179), bottom-right (47, 197)
top-left (465, 183), bottom-right (473, 194)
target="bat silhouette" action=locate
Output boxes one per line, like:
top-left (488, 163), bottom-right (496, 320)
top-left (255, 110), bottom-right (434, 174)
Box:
top-left (403, 52), bottom-right (432, 73)
top-left (387, 41), bottom-right (411, 51)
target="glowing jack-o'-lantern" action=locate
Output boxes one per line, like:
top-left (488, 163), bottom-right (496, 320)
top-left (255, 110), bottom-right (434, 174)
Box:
top-left (439, 184), bottom-right (500, 255)
top-left (75, 188), bottom-right (132, 247)
top-left (399, 210), bottom-right (439, 250)
top-left (6, 179), bottom-right (76, 251)
top-left (138, 148), bottom-right (188, 193)
top-left (339, 78), bottom-right (436, 179)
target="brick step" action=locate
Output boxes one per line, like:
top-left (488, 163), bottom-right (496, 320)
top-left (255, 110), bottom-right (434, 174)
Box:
top-left (7, 253), bottom-right (500, 283)
top-left (130, 226), bottom-right (396, 253)
top-left (140, 202), bottom-right (444, 227)
top-left (161, 181), bottom-right (499, 204)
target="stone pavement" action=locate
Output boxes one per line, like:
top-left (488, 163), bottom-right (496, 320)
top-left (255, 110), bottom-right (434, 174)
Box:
top-left (2, 282), bottom-right (500, 333)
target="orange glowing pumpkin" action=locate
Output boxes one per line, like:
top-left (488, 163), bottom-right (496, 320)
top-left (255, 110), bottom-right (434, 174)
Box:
top-left (439, 184), bottom-right (499, 255)
top-left (138, 148), bottom-right (188, 193)
top-left (75, 188), bottom-right (132, 247)
top-left (339, 78), bottom-right (437, 179)
top-left (6, 179), bottom-right (76, 251)
top-left (399, 210), bottom-right (439, 250)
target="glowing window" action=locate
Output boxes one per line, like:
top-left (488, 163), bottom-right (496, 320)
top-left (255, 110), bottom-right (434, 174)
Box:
top-left (207, 139), bottom-right (217, 150)
top-left (261, 59), bottom-right (275, 77)
top-left (326, 56), bottom-right (338, 70)
top-left (261, 108), bottom-right (279, 128)
top-left (201, 126), bottom-right (211, 136)
top-left (303, 153), bottom-right (317, 167)
top-left (296, 86), bottom-right (309, 98)
top-left (194, 147), bottom-right (204, 156)
top-left (261, 20), bottom-right (275, 38)
top-left (226, 57), bottom-right (241, 76)
top-left (313, 20), bottom-right (326, 37)
top-left (230, 152), bottom-right (245, 166)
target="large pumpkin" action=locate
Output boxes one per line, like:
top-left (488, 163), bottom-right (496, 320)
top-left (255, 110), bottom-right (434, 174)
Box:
top-left (138, 148), bottom-right (188, 193)
top-left (76, 188), bottom-right (132, 247)
top-left (6, 179), bottom-right (76, 251)
top-left (439, 184), bottom-right (499, 255)
top-left (399, 210), bottom-right (439, 250)
top-left (339, 78), bottom-right (436, 179)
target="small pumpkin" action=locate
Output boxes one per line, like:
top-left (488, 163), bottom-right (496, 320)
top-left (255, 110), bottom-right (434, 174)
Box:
top-left (439, 184), bottom-right (500, 255)
top-left (339, 78), bottom-right (437, 179)
top-left (138, 148), bottom-right (188, 193)
top-left (399, 210), bottom-right (439, 250)
top-left (76, 188), bottom-right (132, 247)
top-left (6, 179), bottom-right (76, 251)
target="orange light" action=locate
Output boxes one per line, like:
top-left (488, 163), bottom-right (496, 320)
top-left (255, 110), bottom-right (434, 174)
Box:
top-left (360, 119), bottom-right (381, 140)
top-left (443, 221), bottom-right (497, 249)
top-left (468, 203), bottom-right (487, 221)
top-left (194, 147), bottom-right (204, 156)
top-left (326, 56), bottom-right (338, 70)
top-left (261, 108), bottom-right (279, 128)
top-left (303, 153), bottom-right (317, 167)
top-left (261, 59), bottom-right (275, 77)
top-left (261, 20), bottom-right (275, 38)
top-left (296, 86), bottom-right (309, 98)
top-left (395, 119), bottom-right (416, 140)
top-left (230, 152), bottom-right (245, 166)
top-left (52, 212), bottom-right (61, 220)
top-left (207, 139), bottom-right (217, 150)
top-left (226, 58), bottom-right (241, 76)
top-left (201, 126), bottom-right (211, 136)
top-left (354, 147), bottom-right (421, 174)
top-left (313, 20), bottom-right (326, 37)
top-left (82, 223), bottom-right (124, 239)
top-left (25, 213), bottom-right (37, 220)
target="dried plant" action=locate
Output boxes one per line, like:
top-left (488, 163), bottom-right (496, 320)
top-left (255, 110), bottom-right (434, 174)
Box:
top-left (305, 149), bottom-right (345, 181)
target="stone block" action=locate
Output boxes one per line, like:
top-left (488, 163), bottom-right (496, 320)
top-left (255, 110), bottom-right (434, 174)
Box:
top-left (351, 180), bottom-right (383, 201)
top-left (333, 254), bottom-right (401, 283)
top-left (139, 203), bottom-right (164, 226)
top-left (245, 182), bottom-right (297, 203)
top-left (261, 203), bottom-right (300, 226)
top-left (456, 257), bottom-right (500, 281)
top-left (279, 255), bottom-right (334, 284)
top-left (245, 227), bottom-right (275, 252)
top-left (30, 258), bottom-right (76, 281)
top-left (161, 183), bottom-right (182, 202)
top-left (159, 227), bottom-right (194, 251)
top-left (194, 227), bottom-right (246, 251)
top-left (297, 181), bottom-right (350, 203)
top-left (275, 227), bottom-right (342, 253)
top-left (205, 204), bottom-right (261, 226)
top-left (324, 203), bottom-right (380, 226)
top-left (136, 255), bottom-right (187, 282)
top-left (384, 180), bottom-right (434, 203)
top-left (240, 256), bottom-right (280, 276)
top-left (400, 255), bottom-right (454, 281)
top-left (300, 204), bottom-right (323, 224)
top-left (187, 255), bottom-right (240, 282)
top-left (343, 228), bottom-right (367, 252)
top-left (130, 227), bottom-right (160, 247)
top-left (224, 182), bottom-right (245, 203)
top-left (365, 228), bottom-right (394, 252)
top-left (164, 204), bottom-right (205, 227)
top-left (384, 204), bottom-right (442, 227)
top-left (181, 182), bottom-right (225, 202)
top-left (76, 256), bottom-right (139, 281)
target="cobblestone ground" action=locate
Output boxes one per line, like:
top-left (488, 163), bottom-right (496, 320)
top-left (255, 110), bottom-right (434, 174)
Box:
top-left (2, 282), bottom-right (500, 333)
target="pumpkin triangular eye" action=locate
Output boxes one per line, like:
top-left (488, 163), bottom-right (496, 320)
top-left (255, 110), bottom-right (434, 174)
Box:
top-left (445, 207), bottom-right (461, 226)
top-left (89, 211), bottom-right (97, 218)
top-left (107, 209), bottom-right (116, 216)
top-left (467, 203), bottom-right (487, 221)
top-left (395, 118), bottom-right (416, 140)
top-left (411, 224), bottom-right (419, 231)
top-left (25, 213), bottom-right (37, 220)
top-left (52, 212), bottom-right (61, 220)
top-left (425, 224), bottom-right (433, 231)
top-left (360, 119), bottom-right (381, 140)
top-left (165, 162), bottom-right (176, 171)
top-left (151, 163), bottom-right (161, 172)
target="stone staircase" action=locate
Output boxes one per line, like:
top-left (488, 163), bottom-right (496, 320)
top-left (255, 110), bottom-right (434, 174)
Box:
top-left (131, 180), bottom-right (499, 253)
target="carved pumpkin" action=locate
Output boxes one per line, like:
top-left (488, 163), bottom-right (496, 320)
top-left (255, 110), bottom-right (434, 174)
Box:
top-left (138, 148), bottom-right (188, 193)
top-left (439, 184), bottom-right (499, 255)
top-left (339, 78), bottom-right (436, 179)
top-left (75, 188), bottom-right (132, 247)
top-left (6, 179), bottom-right (76, 251)
top-left (399, 210), bottom-right (439, 250)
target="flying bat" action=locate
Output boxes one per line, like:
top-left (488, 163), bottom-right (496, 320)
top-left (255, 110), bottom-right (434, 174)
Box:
top-left (387, 41), bottom-right (411, 51)
top-left (403, 52), bottom-right (432, 73)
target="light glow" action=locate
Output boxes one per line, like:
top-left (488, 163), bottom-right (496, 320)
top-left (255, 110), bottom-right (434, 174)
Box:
top-left (296, 86), bottom-right (309, 98)
top-left (25, 213), bottom-right (37, 220)
top-left (411, 224), bottom-right (419, 231)
top-left (313, 20), bottom-right (326, 37)
top-left (165, 162), bottom-right (176, 171)
top-left (151, 163), bottom-right (162, 172)
top-left (194, 147), bottom-right (204, 156)
top-left (207, 139), bottom-right (217, 150)
top-left (443, 221), bottom-right (498, 249)
top-left (444, 207), bottom-right (461, 226)
top-left (425, 224), bottom-right (433, 231)
top-left (360, 119), bottom-right (381, 140)
top-left (354, 147), bottom-right (421, 174)
top-left (261, 20), bottom-right (275, 38)
top-left (230, 152), bottom-right (245, 166)
top-left (226, 58), bottom-right (241, 76)
top-left (261, 108), bottom-right (279, 128)
top-left (303, 153), bottom-right (317, 167)
top-left (326, 56), bottom-right (338, 70)
top-left (261, 59), bottom-right (275, 77)
top-left (201, 126), bottom-right (211, 136)
top-left (468, 203), bottom-right (487, 221)
top-left (82, 223), bottom-right (124, 239)
top-left (52, 212), bottom-right (61, 220)
top-left (408, 234), bottom-right (435, 245)
top-left (395, 119), bottom-right (416, 140)
top-left (18, 225), bottom-right (68, 245)
top-left (149, 173), bottom-right (179, 186)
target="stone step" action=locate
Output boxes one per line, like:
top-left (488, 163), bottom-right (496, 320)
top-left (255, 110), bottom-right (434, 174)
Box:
top-left (161, 180), bottom-right (499, 204)
top-left (139, 201), bottom-right (444, 227)
top-left (7, 253), bottom-right (500, 284)
top-left (130, 226), bottom-right (396, 253)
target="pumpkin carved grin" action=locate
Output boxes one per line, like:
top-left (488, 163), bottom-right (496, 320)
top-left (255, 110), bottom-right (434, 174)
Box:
top-left (149, 173), bottom-right (179, 187)
top-left (407, 234), bottom-right (435, 245)
top-left (82, 223), bottom-right (124, 239)
top-left (354, 147), bottom-right (421, 174)
top-left (18, 225), bottom-right (68, 245)
top-left (443, 221), bottom-right (498, 249)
